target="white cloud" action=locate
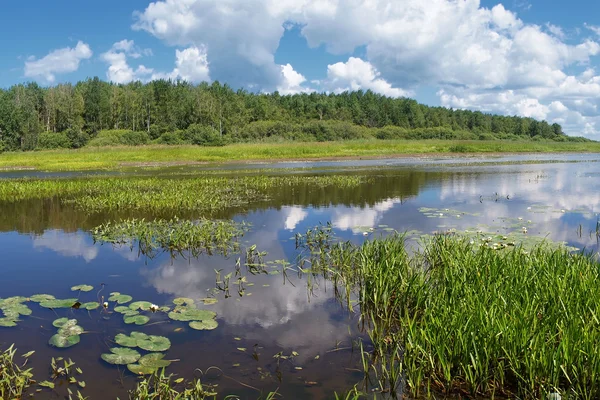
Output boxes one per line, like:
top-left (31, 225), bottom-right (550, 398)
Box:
top-left (585, 23), bottom-right (600, 37)
top-left (284, 206), bottom-right (308, 230)
top-left (152, 46), bottom-right (210, 82)
top-left (33, 230), bottom-right (98, 262)
top-left (326, 57), bottom-right (410, 97)
top-left (102, 40), bottom-right (154, 84)
top-left (24, 41), bottom-right (92, 83)
top-left (132, 0), bottom-right (600, 137)
top-left (276, 63), bottom-right (312, 94)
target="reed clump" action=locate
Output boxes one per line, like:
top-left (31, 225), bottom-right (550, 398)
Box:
top-left (298, 230), bottom-right (600, 399)
top-left (92, 218), bottom-right (248, 257)
top-left (0, 175), bottom-right (366, 216)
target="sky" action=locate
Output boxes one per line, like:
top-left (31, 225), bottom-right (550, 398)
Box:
top-left (2, 0), bottom-right (600, 138)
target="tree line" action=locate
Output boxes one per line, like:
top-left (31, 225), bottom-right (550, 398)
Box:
top-left (0, 77), bottom-right (579, 151)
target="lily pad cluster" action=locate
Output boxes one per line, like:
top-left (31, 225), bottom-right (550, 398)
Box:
top-left (102, 332), bottom-right (172, 375)
top-left (169, 298), bottom-right (218, 330)
top-left (49, 318), bottom-right (84, 348)
top-left (111, 297), bottom-right (164, 326)
top-left (0, 296), bottom-right (31, 327)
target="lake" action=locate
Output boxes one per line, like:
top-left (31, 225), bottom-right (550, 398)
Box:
top-left (1, 153), bottom-right (599, 399)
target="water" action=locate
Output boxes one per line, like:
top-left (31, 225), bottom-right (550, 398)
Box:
top-left (1, 153), bottom-right (599, 399)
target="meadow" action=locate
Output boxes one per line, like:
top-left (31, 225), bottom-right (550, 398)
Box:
top-left (0, 140), bottom-right (599, 171)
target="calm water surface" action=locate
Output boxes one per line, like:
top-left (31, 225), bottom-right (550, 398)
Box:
top-left (1, 153), bottom-right (599, 399)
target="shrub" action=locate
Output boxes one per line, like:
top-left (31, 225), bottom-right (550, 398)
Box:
top-left (66, 127), bottom-right (90, 149)
top-left (88, 130), bottom-right (150, 147)
top-left (37, 131), bottom-right (72, 150)
top-left (183, 124), bottom-right (227, 146)
top-left (154, 131), bottom-right (185, 145)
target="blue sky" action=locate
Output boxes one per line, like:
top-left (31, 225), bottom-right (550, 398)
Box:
top-left (2, 0), bottom-right (600, 138)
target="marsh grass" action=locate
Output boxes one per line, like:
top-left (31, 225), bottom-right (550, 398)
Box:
top-left (297, 229), bottom-right (600, 399)
top-left (92, 218), bottom-right (248, 258)
top-left (0, 345), bottom-right (34, 399)
top-left (1, 140), bottom-right (599, 171)
top-left (0, 175), bottom-right (365, 216)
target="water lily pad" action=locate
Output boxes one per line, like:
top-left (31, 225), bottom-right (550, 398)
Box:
top-left (129, 301), bottom-right (152, 311)
top-left (0, 319), bottom-right (17, 327)
top-left (49, 334), bottom-right (80, 348)
top-left (124, 315), bottom-right (149, 325)
top-left (127, 363), bottom-right (157, 375)
top-left (168, 309), bottom-right (216, 322)
top-left (53, 317), bottom-right (69, 328)
top-left (101, 348), bottom-right (140, 365)
top-left (137, 335), bottom-right (171, 352)
top-left (29, 294), bottom-right (55, 302)
top-left (114, 306), bottom-right (130, 313)
top-left (138, 353), bottom-right (171, 368)
top-left (121, 309), bottom-right (140, 317)
top-left (130, 332), bottom-right (149, 340)
top-left (71, 285), bottom-right (94, 292)
top-left (39, 298), bottom-right (78, 309)
top-left (59, 323), bottom-right (84, 337)
top-left (189, 320), bottom-right (218, 331)
top-left (80, 302), bottom-right (100, 310)
top-left (108, 292), bottom-right (133, 304)
top-left (0, 296), bottom-right (27, 306)
top-left (173, 298), bottom-right (194, 306)
top-left (115, 333), bottom-right (138, 348)
top-left (5, 304), bottom-right (32, 316)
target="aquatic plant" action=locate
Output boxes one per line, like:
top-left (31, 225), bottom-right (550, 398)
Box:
top-left (115, 332), bottom-right (171, 352)
top-left (0, 297), bottom-right (31, 327)
top-left (0, 345), bottom-right (34, 398)
top-left (49, 318), bottom-right (84, 348)
top-left (297, 228), bottom-right (600, 399)
top-left (93, 217), bottom-right (248, 258)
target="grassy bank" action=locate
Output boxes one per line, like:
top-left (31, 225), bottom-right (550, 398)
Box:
top-left (298, 230), bottom-right (600, 398)
top-left (0, 140), bottom-right (599, 171)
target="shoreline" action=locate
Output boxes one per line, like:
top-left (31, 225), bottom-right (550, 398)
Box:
top-left (0, 140), bottom-right (599, 171)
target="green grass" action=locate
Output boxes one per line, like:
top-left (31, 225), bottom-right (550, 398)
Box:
top-left (297, 230), bottom-right (600, 399)
top-left (1, 140), bottom-right (599, 171)
top-left (0, 175), bottom-right (365, 216)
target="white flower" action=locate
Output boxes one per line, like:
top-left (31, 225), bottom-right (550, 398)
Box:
top-left (150, 304), bottom-right (159, 313)
top-left (561, 209), bottom-right (566, 213)
top-left (103, 302), bottom-right (108, 308)
top-left (518, 217), bottom-right (523, 221)
top-left (527, 207), bottom-right (532, 210)
top-left (363, 232), bottom-right (369, 236)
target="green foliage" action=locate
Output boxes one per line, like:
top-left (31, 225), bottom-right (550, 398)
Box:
top-left (302, 232), bottom-right (600, 398)
top-left (0, 345), bottom-right (34, 399)
top-left (37, 131), bottom-right (72, 150)
top-left (128, 369), bottom-right (218, 399)
top-left (0, 80), bottom-right (572, 154)
top-left (88, 130), bottom-right (150, 147)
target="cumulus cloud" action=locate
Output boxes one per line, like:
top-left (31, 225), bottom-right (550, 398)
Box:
top-left (102, 40), bottom-right (154, 84)
top-left (131, 0), bottom-right (600, 137)
top-left (326, 57), bottom-right (410, 97)
top-left (152, 46), bottom-right (210, 82)
top-left (24, 41), bottom-right (92, 83)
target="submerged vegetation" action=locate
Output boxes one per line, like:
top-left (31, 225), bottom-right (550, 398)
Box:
top-left (297, 229), bottom-right (600, 398)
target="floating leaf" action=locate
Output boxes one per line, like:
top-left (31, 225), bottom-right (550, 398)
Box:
top-left (129, 301), bottom-right (152, 311)
top-left (173, 298), bottom-right (194, 306)
top-left (7, 304), bottom-right (32, 316)
top-left (168, 308), bottom-right (216, 322)
top-left (200, 298), bottom-right (218, 305)
top-left (39, 381), bottom-right (55, 389)
top-left (130, 332), bottom-right (149, 340)
top-left (115, 333), bottom-right (138, 348)
top-left (189, 320), bottom-right (218, 331)
top-left (114, 306), bottom-right (130, 313)
top-left (22, 350), bottom-right (35, 358)
top-left (49, 334), bottom-right (80, 348)
top-left (108, 293), bottom-right (133, 304)
top-left (40, 298), bottom-right (78, 309)
top-left (71, 285), bottom-right (94, 292)
top-left (81, 302), bottom-right (100, 310)
top-left (127, 364), bottom-right (157, 375)
top-left (137, 335), bottom-right (171, 352)
top-left (58, 320), bottom-right (84, 337)
top-left (124, 315), bottom-right (149, 325)
top-left (0, 319), bottom-right (17, 327)
top-left (29, 294), bottom-right (55, 302)
top-left (138, 353), bottom-right (171, 368)
top-left (101, 347), bottom-right (140, 365)
top-left (121, 309), bottom-right (140, 317)
top-left (53, 318), bottom-right (69, 328)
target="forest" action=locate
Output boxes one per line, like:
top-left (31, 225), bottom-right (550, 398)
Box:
top-left (0, 77), bottom-right (583, 152)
